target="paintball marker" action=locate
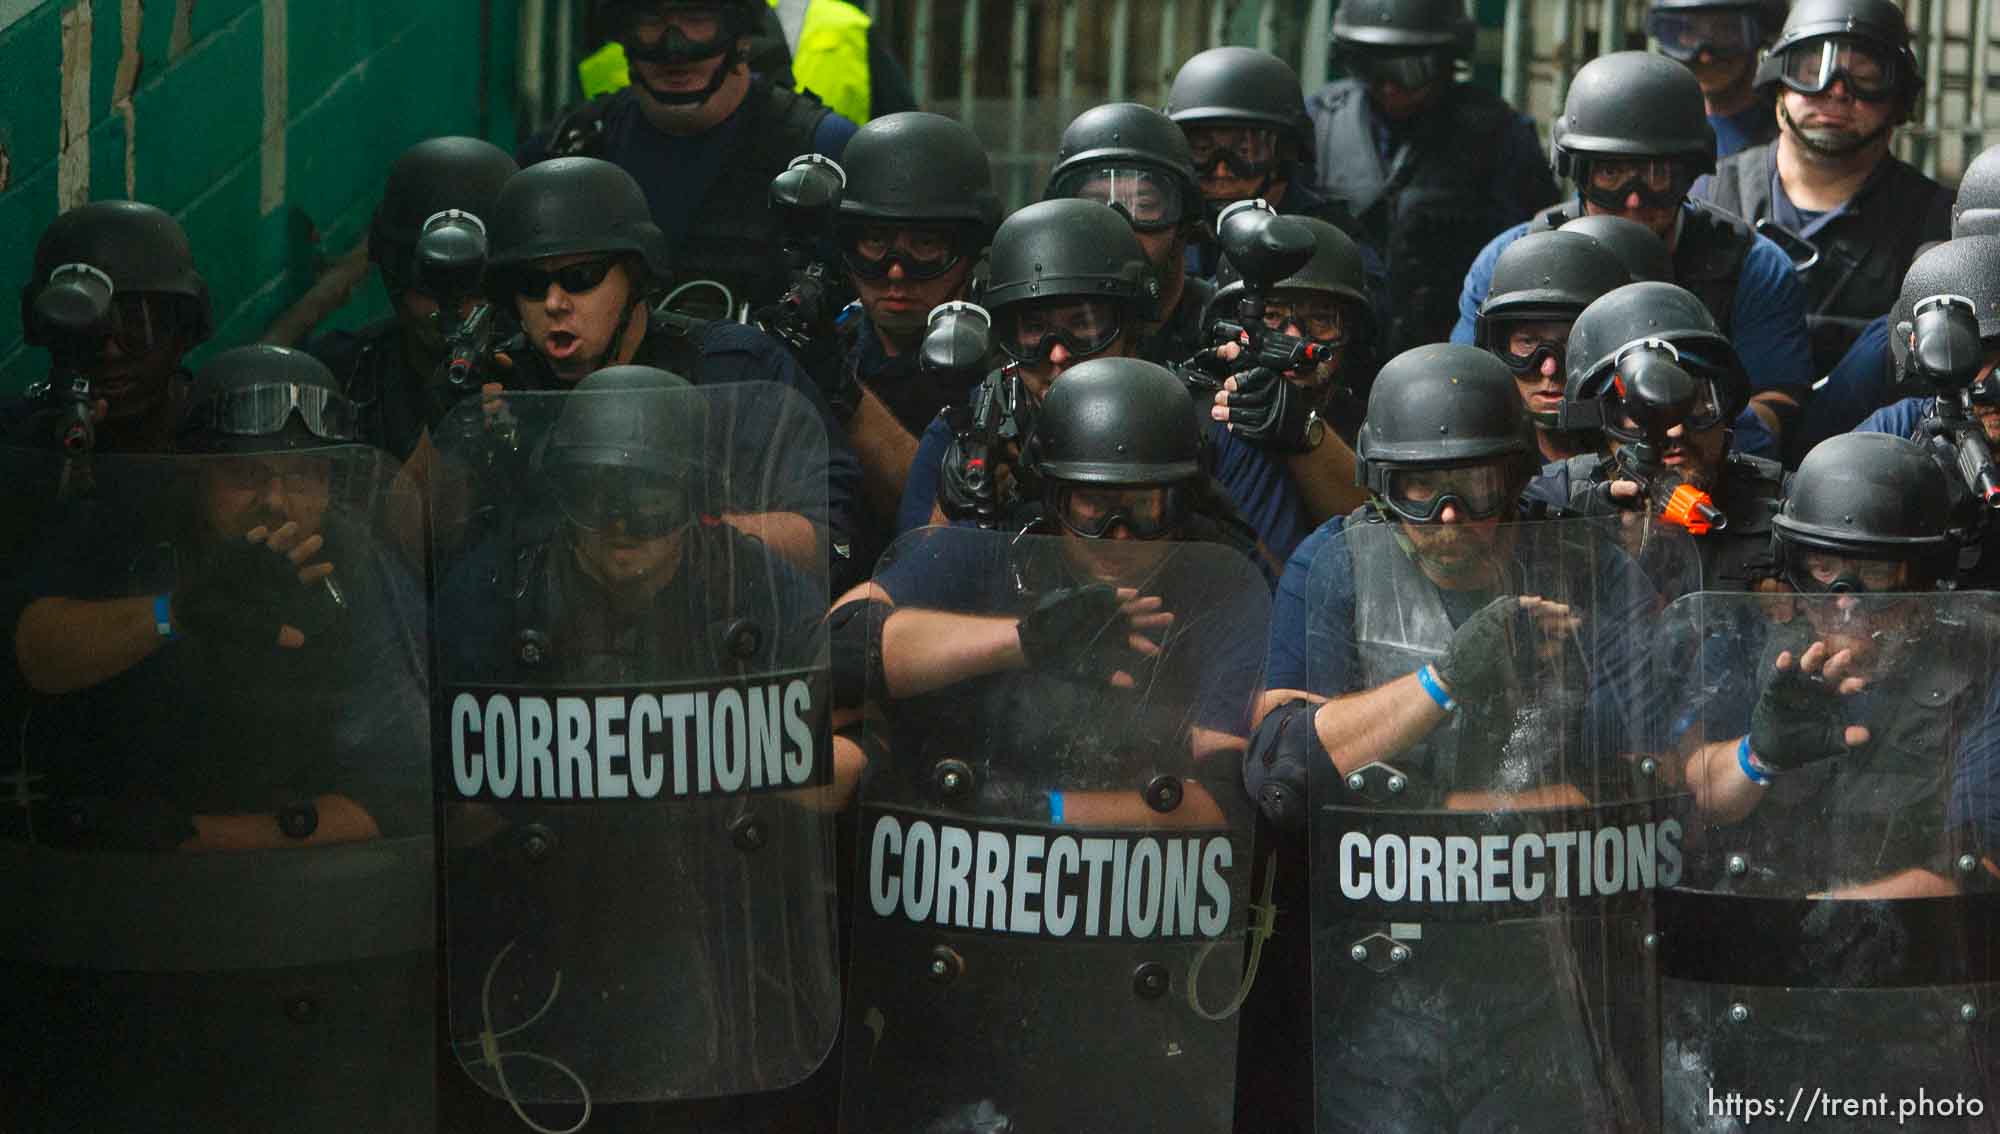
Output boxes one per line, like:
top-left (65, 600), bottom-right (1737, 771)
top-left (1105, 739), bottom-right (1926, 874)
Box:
top-left (763, 154), bottom-right (852, 356)
top-left (1907, 294), bottom-right (2000, 513)
top-left (23, 262), bottom-right (115, 494)
top-left (412, 209), bottom-right (513, 392)
top-left (1595, 339), bottom-right (1729, 534)
top-left (929, 302), bottom-right (1026, 530)
top-left (1187, 200), bottom-right (1331, 388)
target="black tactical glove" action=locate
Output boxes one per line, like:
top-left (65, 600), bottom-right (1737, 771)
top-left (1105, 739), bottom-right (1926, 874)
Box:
top-left (173, 537), bottom-right (344, 651)
top-left (1175, 349), bottom-right (1231, 395)
top-left (1222, 367), bottom-right (1314, 453)
top-left (1748, 656), bottom-right (1856, 770)
top-left (1434, 596), bottom-right (1525, 707)
top-left (1017, 584), bottom-right (1144, 684)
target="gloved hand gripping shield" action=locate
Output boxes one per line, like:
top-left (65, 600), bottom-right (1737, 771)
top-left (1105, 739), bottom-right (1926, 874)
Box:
top-left (839, 526), bottom-right (1272, 1133)
top-left (1305, 516), bottom-right (1698, 1133)
top-left (1656, 589), bottom-right (2000, 1131)
top-left (429, 379), bottom-right (838, 1121)
top-left (0, 444), bottom-right (435, 1131)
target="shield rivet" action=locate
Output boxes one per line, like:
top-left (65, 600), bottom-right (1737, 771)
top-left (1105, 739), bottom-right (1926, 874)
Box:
top-left (1963, 1002), bottom-right (1980, 1022)
top-left (1959, 854), bottom-right (1979, 874)
top-left (1639, 757), bottom-right (1659, 777)
top-left (730, 814), bottom-right (767, 852)
top-left (1389, 944), bottom-right (1411, 964)
top-left (1346, 773), bottom-right (1366, 792)
top-left (1729, 1002), bottom-right (1751, 1023)
top-left (1132, 961), bottom-right (1170, 999)
top-left (1146, 775), bottom-right (1184, 813)
top-left (519, 824), bottom-right (556, 864)
top-left (286, 997), bottom-right (317, 1024)
top-left (927, 946), bottom-right (963, 984)
top-left (1643, 933), bottom-right (1659, 951)
top-left (1727, 854), bottom-right (1748, 876)
top-left (1387, 774), bottom-right (1408, 794)
top-left (934, 759), bottom-right (974, 799)
top-left (1350, 944), bottom-right (1370, 963)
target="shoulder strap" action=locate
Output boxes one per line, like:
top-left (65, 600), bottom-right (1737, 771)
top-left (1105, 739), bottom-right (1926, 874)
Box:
top-left (543, 91), bottom-right (633, 160)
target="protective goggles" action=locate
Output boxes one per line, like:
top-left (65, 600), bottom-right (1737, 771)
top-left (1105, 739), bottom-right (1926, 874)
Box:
top-left (507, 258), bottom-right (620, 300)
top-left (994, 298), bottom-right (1123, 364)
top-left (549, 464), bottom-right (693, 538)
top-left (1578, 158), bottom-right (1688, 212)
top-left (1339, 48), bottom-right (1448, 89)
top-left (616, 3), bottom-right (736, 64)
top-left (181, 382), bottom-right (359, 443)
top-left (838, 226), bottom-right (965, 281)
top-left (1646, 9), bottom-right (1761, 62)
top-left (1047, 483), bottom-right (1187, 540)
top-left (1186, 125), bottom-right (1280, 179)
top-left (1786, 550), bottom-right (1915, 594)
top-left (1048, 165), bottom-right (1191, 232)
top-left (1261, 298), bottom-right (1349, 346)
top-left (1379, 462), bottom-right (1511, 523)
top-left (1499, 337), bottom-right (1565, 377)
top-left (1775, 38), bottom-right (1900, 102)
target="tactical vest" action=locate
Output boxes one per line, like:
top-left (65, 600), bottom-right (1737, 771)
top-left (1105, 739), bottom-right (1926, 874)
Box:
top-left (1705, 143), bottom-right (1950, 375)
top-left (1530, 199), bottom-right (1755, 339)
top-left (1137, 275), bottom-right (1216, 370)
top-left (1313, 80), bottom-right (1523, 354)
top-left (1549, 450), bottom-right (1782, 591)
top-left (545, 80), bottom-right (832, 312)
top-left (314, 318), bottom-right (441, 461)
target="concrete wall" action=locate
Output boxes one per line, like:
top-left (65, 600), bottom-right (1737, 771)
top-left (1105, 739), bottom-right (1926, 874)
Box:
top-left (0, 0), bottom-right (521, 394)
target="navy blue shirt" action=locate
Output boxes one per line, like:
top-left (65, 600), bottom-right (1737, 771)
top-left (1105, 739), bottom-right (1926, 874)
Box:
top-left (1801, 316), bottom-right (1896, 454)
top-left (1710, 101), bottom-right (1777, 162)
top-left (1453, 203), bottom-right (1814, 462)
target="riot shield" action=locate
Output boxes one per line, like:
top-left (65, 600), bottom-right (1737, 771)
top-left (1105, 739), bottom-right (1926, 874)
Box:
top-left (1659, 589), bottom-right (2000, 1133)
top-left (0, 444), bottom-right (435, 1131)
top-left (431, 380), bottom-right (839, 1123)
top-left (1307, 517), bottom-right (1698, 1133)
top-left (840, 527), bottom-right (1272, 1132)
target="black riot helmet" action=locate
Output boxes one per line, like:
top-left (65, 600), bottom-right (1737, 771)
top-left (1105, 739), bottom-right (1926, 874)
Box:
top-left (483, 158), bottom-right (672, 299)
top-left (982, 199), bottom-right (1159, 318)
top-left (1557, 214), bottom-right (1675, 284)
top-left (1046, 103), bottom-right (1204, 234)
top-left (368, 137), bottom-right (519, 286)
top-left (1887, 236), bottom-right (2000, 387)
top-left (22, 200), bottom-right (214, 348)
top-left (1210, 215), bottom-right (1376, 340)
top-left (1773, 432), bottom-right (1955, 590)
top-left (1560, 281), bottom-right (1747, 432)
top-left (1954, 144), bottom-right (2000, 238)
top-left (1356, 344), bottom-right (1538, 518)
top-left (1477, 231), bottom-right (1632, 341)
top-left (1754, 0), bottom-right (1921, 121)
top-left (537, 365), bottom-right (703, 537)
top-left (836, 112), bottom-right (1002, 240)
top-left (1166, 47), bottom-right (1314, 160)
top-left (1035, 357), bottom-right (1203, 539)
top-left (1330, 0), bottom-right (1474, 91)
top-left (1552, 52), bottom-right (1717, 188)
top-left (176, 346), bottom-right (356, 454)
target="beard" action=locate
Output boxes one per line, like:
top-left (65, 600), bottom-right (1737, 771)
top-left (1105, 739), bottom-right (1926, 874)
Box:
top-left (1780, 100), bottom-right (1893, 160)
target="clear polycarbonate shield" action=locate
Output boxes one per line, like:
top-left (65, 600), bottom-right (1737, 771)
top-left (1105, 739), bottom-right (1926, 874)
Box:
top-left (840, 527), bottom-right (1272, 1133)
top-left (1658, 589), bottom-right (2000, 1131)
top-left (1307, 517), bottom-right (1698, 1133)
top-left (0, 444), bottom-right (434, 1132)
top-left (429, 380), bottom-right (838, 1122)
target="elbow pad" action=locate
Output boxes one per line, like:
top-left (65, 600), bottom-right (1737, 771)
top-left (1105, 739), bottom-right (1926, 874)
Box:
top-left (1246, 700), bottom-right (1324, 835)
top-left (827, 597), bottom-right (890, 710)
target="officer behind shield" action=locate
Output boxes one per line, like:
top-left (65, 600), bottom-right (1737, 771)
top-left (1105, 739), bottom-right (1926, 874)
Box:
top-left (817, 112), bottom-right (999, 523)
top-left (305, 136), bottom-right (519, 461)
top-left (1646, 0), bottom-right (1785, 158)
top-left (1455, 52), bottom-right (1813, 462)
top-left (1668, 431), bottom-right (2000, 1119)
top-left (1046, 101), bottom-right (1213, 367)
top-left (1165, 46), bottom-right (1367, 279)
top-left (480, 155), bottom-right (862, 578)
top-left (1473, 229), bottom-right (1631, 464)
top-left (524, 0), bottom-right (858, 313)
top-left (7, 201), bottom-right (214, 453)
top-left (1311, 0), bottom-right (1560, 354)
top-left (1701, 0), bottom-right (1952, 379)
top-left (1246, 343), bottom-right (1663, 1130)
top-left (1525, 282), bottom-right (1786, 591)
top-left (11, 346), bottom-right (426, 851)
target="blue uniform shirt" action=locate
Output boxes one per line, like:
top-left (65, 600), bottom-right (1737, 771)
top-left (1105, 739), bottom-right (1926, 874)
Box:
top-left (1453, 203), bottom-right (1813, 461)
top-left (1800, 316), bottom-right (1895, 454)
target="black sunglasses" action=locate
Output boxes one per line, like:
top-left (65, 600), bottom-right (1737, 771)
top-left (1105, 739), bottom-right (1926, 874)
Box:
top-left (509, 258), bottom-right (620, 300)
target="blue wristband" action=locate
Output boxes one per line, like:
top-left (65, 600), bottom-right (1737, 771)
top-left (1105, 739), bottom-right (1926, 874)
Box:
top-left (154, 593), bottom-right (177, 641)
top-left (1048, 790), bottom-right (1065, 826)
top-left (1737, 735), bottom-right (1772, 786)
top-left (1416, 664), bottom-right (1458, 713)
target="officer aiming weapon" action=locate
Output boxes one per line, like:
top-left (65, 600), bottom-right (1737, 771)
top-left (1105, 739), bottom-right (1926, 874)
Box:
top-left (25, 262), bottom-right (116, 492)
top-left (411, 209), bottom-right (509, 392)
top-left (1595, 338), bottom-right (1730, 533)
top-left (932, 302), bottom-right (1026, 530)
top-left (1186, 200), bottom-right (1331, 389)
top-left (1907, 293), bottom-right (2000, 513)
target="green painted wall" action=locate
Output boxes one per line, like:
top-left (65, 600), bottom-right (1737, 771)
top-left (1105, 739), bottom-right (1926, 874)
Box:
top-left (0, 0), bottom-right (523, 394)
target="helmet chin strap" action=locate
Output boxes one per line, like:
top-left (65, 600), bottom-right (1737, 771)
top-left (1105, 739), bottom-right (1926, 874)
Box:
top-left (1778, 99), bottom-right (1895, 159)
top-left (580, 289), bottom-right (653, 377)
top-left (632, 41), bottom-right (743, 107)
